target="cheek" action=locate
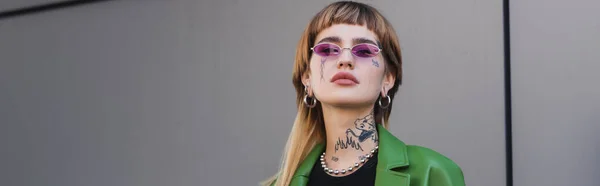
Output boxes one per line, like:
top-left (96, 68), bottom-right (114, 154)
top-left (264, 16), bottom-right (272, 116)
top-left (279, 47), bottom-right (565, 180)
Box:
top-left (307, 58), bottom-right (328, 93)
top-left (362, 62), bottom-right (386, 85)
top-left (308, 57), bottom-right (330, 78)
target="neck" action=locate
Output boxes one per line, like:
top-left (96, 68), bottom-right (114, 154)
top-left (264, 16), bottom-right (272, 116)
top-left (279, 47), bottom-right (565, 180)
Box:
top-left (321, 104), bottom-right (379, 172)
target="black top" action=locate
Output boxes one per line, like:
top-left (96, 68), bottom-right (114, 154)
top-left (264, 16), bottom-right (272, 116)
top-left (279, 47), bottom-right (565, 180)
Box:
top-left (307, 152), bottom-right (378, 186)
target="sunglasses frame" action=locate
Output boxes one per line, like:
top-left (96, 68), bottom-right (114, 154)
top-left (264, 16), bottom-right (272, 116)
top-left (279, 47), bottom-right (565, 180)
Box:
top-left (310, 42), bottom-right (382, 58)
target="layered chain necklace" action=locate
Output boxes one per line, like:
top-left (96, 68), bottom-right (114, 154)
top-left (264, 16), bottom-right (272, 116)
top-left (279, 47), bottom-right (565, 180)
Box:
top-left (320, 145), bottom-right (379, 175)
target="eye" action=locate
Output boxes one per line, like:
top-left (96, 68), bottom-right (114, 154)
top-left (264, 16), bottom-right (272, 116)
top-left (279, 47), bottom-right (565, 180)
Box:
top-left (356, 49), bottom-right (373, 55)
top-left (322, 48), bottom-right (338, 55)
top-left (352, 44), bottom-right (380, 58)
top-left (313, 43), bottom-right (340, 57)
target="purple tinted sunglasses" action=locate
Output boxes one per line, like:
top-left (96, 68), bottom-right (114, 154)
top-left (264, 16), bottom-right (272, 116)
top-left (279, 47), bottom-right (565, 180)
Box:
top-left (310, 43), bottom-right (382, 58)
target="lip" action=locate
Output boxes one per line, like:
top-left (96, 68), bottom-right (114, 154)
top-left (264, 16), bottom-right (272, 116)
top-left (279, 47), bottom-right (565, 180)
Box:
top-left (330, 72), bottom-right (359, 85)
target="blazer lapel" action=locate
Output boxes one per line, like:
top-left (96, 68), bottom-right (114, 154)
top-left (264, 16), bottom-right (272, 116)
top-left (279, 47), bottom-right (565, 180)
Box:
top-left (374, 124), bottom-right (411, 186)
top-left (289, 143), bottom-right (324, 186)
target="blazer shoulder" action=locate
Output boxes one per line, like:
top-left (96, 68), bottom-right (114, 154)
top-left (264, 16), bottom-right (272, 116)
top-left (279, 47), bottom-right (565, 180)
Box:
top-left (406, 145), bottom-right (465, 185)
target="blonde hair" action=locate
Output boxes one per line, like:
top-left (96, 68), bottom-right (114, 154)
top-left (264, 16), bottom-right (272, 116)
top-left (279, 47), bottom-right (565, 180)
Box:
top-left (262, 1), bottom-right (403, 185)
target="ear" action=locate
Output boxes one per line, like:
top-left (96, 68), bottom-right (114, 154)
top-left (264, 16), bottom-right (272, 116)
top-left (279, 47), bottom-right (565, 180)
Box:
top-left (302, 72), bottom-right (313, 96)
top-left (302, 72), bottom-right (311, 87)
top-left (381, 72), bottom-right (395, 96)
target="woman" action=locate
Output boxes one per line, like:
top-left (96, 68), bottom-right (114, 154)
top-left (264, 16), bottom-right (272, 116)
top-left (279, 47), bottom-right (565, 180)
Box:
top-left (264, 1), bottom-right (465, 186)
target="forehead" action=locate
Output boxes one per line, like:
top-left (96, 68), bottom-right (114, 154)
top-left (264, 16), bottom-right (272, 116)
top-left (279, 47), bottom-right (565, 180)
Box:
top-left (314, 24), bottom-right (378, 46)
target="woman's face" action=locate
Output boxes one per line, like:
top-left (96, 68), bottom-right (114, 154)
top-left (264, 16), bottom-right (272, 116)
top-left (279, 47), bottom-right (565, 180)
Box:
top-left (306, 24), bottom-right (393, 108)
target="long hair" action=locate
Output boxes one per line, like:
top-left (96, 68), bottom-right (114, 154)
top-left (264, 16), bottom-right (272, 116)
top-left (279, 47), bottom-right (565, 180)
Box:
top-left (262, 1), bottom-right (403, 185)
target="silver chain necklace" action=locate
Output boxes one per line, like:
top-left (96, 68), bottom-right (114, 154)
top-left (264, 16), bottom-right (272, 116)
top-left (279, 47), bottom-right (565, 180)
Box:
top-left (320, 145), bottom-right (379, 175)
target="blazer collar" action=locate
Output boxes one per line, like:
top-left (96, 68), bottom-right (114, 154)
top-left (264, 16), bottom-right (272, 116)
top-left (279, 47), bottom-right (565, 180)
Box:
top-left (290, 124), bottom-right (410, 186)
top-left (374, 124), bottom-right (411, 186)
top-left (289, 142), bottom-right (324, 186)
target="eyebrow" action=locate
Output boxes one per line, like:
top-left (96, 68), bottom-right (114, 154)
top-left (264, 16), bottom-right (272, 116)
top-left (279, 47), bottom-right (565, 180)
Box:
top-left (316, 36), bottom-right (380, 47)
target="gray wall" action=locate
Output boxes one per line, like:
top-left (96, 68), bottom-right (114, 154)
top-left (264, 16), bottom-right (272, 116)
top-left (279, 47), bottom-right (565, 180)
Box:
top-left (1, 0), bottom-right (507, 185)
top-left (1, 1), bottom-right (218, 185)
top-left (0, 0), bottom-right (64, 12)
top-left (511, 0), bottom-right (600, 185)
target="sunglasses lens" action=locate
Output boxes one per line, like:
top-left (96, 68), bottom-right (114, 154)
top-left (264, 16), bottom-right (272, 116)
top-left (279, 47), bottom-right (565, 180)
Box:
top-left (313, 43), bottom-right (340, 57)
top-left (352, 44), bottom-right (380, 58)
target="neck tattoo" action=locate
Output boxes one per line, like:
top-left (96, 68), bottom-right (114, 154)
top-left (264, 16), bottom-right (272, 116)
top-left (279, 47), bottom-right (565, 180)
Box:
top-left (324, 111), bottom-right (380, 175)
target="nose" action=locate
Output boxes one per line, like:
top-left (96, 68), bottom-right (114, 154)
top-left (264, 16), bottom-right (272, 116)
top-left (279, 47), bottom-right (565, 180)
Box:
top-left (336, 49), bottom-right (355, 69)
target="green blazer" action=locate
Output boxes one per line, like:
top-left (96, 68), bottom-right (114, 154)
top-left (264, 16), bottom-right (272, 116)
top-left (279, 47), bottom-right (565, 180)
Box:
top-left (274, 124), bottom-right (465, 186)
